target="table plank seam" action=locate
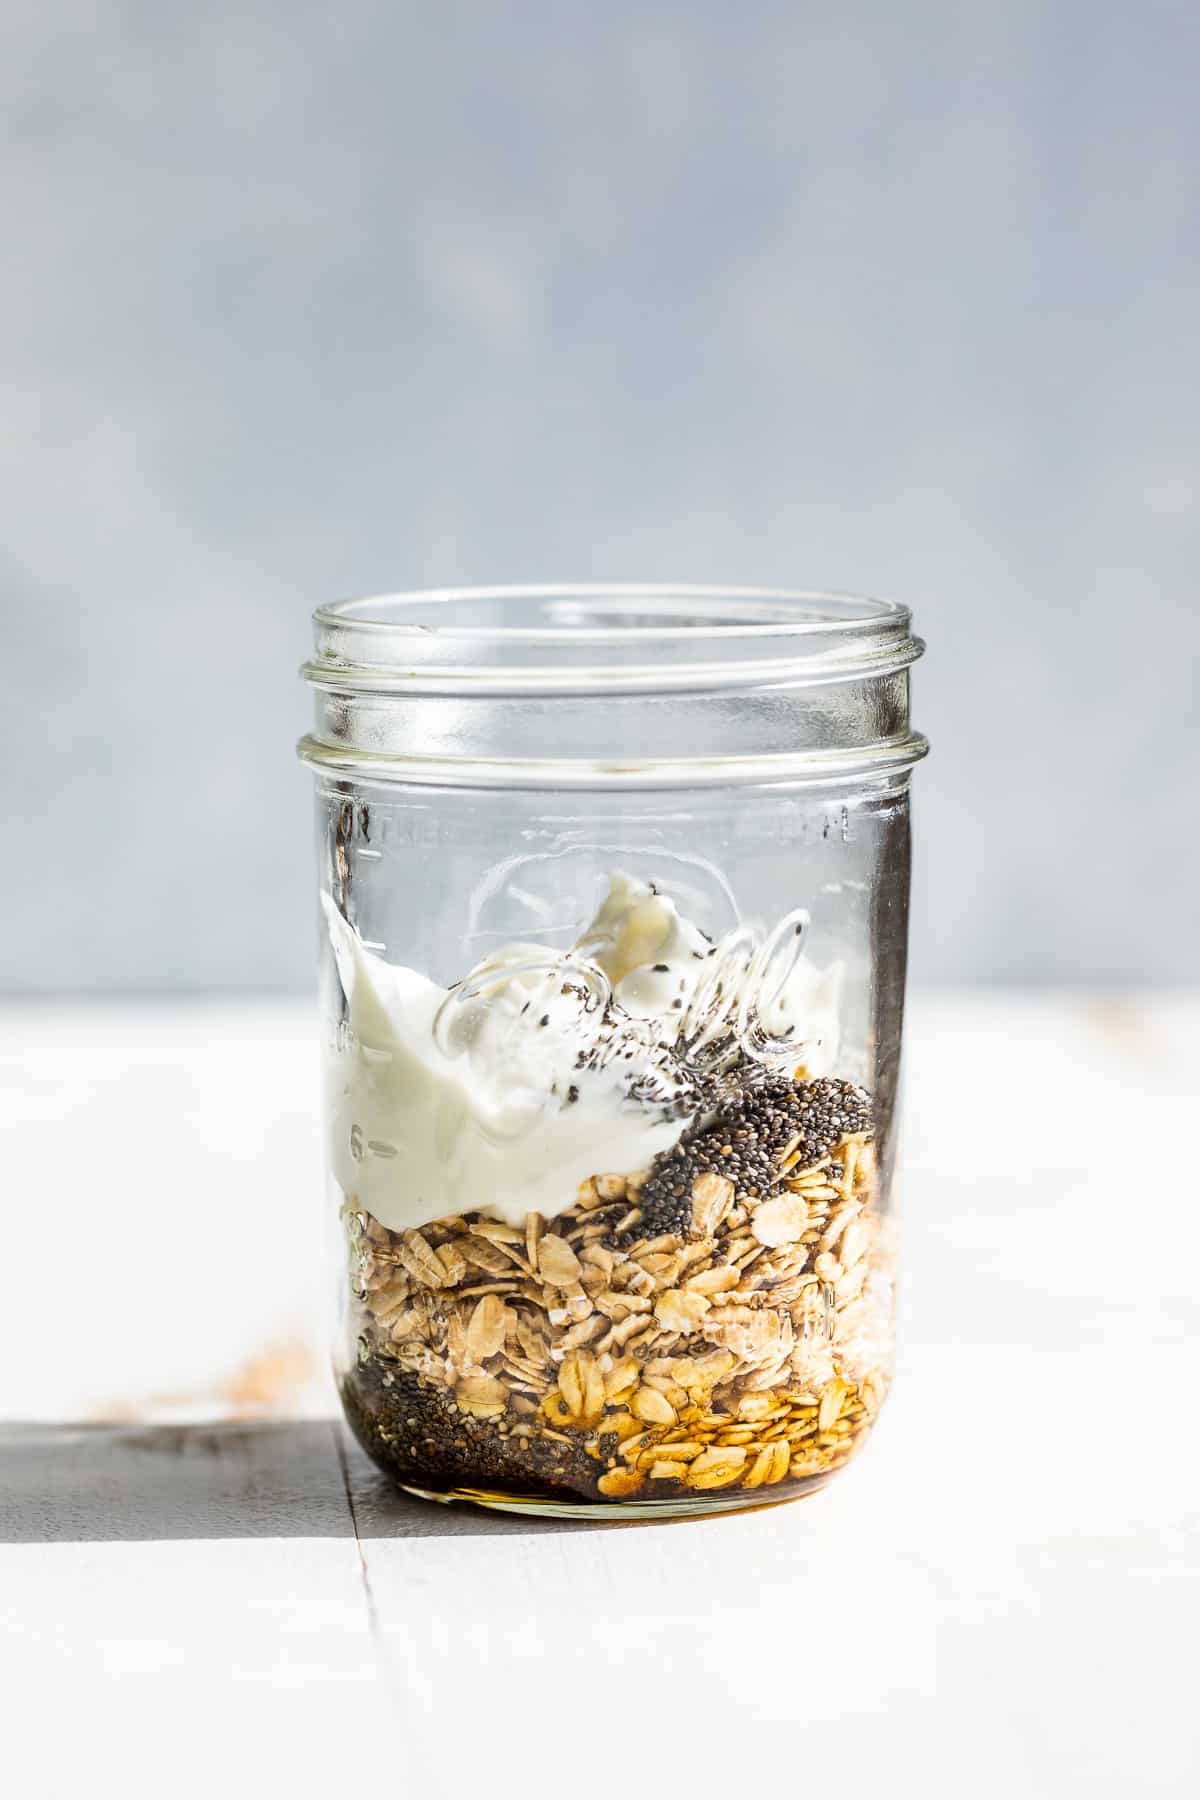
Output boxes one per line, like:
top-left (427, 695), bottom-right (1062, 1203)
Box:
top-left (332, 1420), bottom-right (382, 1643)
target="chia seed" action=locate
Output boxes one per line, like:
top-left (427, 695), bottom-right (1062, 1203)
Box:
top-left (617, 1069), bottom-right (873, 1243)
top-left (341, 1360), bottom-right (599, 1501)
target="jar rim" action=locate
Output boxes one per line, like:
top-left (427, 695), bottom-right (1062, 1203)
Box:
top-left (303, 584), bottom-right (923, 695)
top-left (313, 584), bottom-right (907, 643)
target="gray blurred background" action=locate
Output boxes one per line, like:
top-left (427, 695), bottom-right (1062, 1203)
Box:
top-left (4, 0), bottom-right (1197, 993)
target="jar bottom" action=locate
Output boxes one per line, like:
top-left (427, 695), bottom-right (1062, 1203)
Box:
top-left (395, 1472), bottom-right (836, 1521)
top-left (341, 1364), bottom-right (871, 1518)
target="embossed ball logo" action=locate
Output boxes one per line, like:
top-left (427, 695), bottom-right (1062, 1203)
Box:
top-left (430, 906), bottom-right (816, 1136)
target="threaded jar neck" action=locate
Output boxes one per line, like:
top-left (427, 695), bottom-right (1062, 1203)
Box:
top-left (299, 585), bottom-right (927, 790)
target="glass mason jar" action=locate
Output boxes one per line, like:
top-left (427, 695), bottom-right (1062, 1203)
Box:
top-left (299, 586), bottom-right (926, 1517)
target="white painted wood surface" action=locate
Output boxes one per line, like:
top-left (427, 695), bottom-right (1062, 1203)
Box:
top-left (2, 996), bottom-right (1197, 1798)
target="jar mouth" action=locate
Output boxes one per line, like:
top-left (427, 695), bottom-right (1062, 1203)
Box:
top-left (304, 585), bottom-right (923, 694)
top-left (300, 584), bottom-right (927, 789)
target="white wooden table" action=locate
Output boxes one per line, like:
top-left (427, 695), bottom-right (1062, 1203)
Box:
top-left (2, 997), bottom-right (1197, 1798)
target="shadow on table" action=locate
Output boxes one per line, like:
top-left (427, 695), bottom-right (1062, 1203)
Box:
top-left (0, 1421), bottom-right (624, 1543)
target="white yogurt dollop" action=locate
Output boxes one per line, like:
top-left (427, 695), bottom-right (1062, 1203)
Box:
top-left (325, 873), bottom-right (841, 1233)
top-left (574, 870), bottom-right (714, 1018)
